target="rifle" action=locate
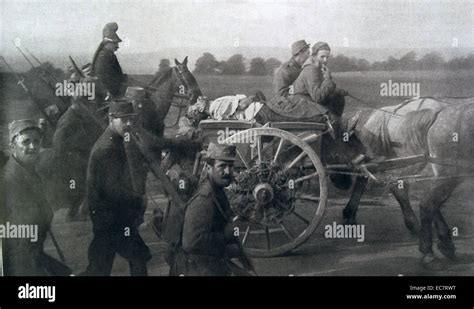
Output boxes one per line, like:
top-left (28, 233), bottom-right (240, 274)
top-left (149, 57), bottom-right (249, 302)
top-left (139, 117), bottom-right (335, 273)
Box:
top-left (130, 131), bottom-right (187, 210)
top-left (0, 56), bottom-right (56, 127)
top-left (69, 56), bottom-right (84, 79)
top-left (67, 56), bottom-right (107, 130)
top-left (214, 199), bottom-right (257, 276)
top-left (48, 230), bottom-right (66, 263)
top-left (11, 42), bottom-right (69, 112)
top-left (25, 47), bottom-right (61, 83)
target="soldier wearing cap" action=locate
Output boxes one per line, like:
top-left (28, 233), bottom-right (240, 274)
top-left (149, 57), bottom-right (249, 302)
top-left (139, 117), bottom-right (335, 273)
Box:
top-left (2, 119), bottom-right (71, 276)
top-left (82, 99), bottom-right (151, 276)
top-left (273, 39), bottom-right (310, 97)
top-left (181, 142), bottom-right (247, 276)
top-left (291, 42), bottom-right (367, 172)
top-left (92, 22), bottom-right (127, 98)
top-left (292, 41), bottom-right (348, 119)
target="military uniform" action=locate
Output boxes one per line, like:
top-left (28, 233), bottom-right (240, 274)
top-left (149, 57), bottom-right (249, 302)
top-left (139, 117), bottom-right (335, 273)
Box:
top-left (91, 22), bottom-right (126, 97)
top-left (291, 61), bottom-right (337, 114)
top-left (2, 156), bottom-right (71, 276)
top-left (51, 102), bottom-right (104, 218)
top-left (181, 179), bottom-right (236, 276)
top-left (273, 57), bottom-right (303, 97)
top-left (92, 48), bottom-right (126, 97)
top-left (83, 124), bottom-right (151, 276)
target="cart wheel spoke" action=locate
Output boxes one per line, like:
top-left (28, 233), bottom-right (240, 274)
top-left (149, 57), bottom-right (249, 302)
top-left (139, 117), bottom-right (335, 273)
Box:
top-left (286, 150), bottom-right (307, 170)
top-left (257, 135), bottom-right (262, 162)
top-left (242, 224), bottom-right (251, 246)
top-left (236, 146), bottom-right (250, 169)
top-left (294, 172), bottom-right (319, 184)
top-left (292, 211), bottom-right (310, 226)
top-left (264, 225), bottom-right (271, 250)
top-left (279, 222), bottom-right (295, 240)
top-left (295, 194), bottom-right (321, 202)
top-left (273, 138), bottom-right (284, 163)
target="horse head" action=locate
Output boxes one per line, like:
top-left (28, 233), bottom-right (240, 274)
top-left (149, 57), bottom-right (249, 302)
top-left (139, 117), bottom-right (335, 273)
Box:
top-left (147, 56), bottom-right (203, 119)
top-left (174, 56), bottom-right (203, 103)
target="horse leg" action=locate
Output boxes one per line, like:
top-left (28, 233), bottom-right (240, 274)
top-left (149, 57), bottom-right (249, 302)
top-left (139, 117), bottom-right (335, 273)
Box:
top-left (432, 179), bottom-right (461, 260)
top-left (388, 182), bottom-right (420, 236)
top-left (342, 176), bottom-right (368, 225)
top-left (419, 179), bottom-right (459, 268)
top-left (433, 208), bottom-right (456, 261)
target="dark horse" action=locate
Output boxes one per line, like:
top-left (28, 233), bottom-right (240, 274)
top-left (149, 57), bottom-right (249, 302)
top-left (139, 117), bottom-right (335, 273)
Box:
top-left (340, 97), bottom-right (474, 269)
top-left (145, 56), bottom-right (203, 133)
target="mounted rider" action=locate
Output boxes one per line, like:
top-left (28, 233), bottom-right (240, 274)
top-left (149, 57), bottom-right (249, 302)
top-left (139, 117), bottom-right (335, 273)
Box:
top-left (92, 22), bottom-right (128, 98)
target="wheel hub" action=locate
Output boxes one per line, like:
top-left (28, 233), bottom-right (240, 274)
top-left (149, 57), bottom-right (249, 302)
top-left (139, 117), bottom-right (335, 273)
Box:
top-left (253, 183), bottom-right (274, 205)
top-left (230, 161), bottom-right (297, 224)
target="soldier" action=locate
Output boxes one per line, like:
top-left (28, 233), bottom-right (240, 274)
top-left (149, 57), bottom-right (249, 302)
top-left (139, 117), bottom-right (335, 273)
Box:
top-left (92, 22), bottom-right (127, 98)
top-left (82, 99), bottom-right (150, 276)
top-left (2, 120), bottom-right (71, 276)
top-left (292, 41), bottom-right (348, 121)
top-left (273, 39), bottom-right (310, 97)
top-left (52, 93), bottom-right (105, 221)
top-left (181, 143), bottom-right (252, 276)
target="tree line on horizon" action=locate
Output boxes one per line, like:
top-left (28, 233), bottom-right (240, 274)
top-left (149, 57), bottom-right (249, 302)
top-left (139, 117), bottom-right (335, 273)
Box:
top-left (172, 51), bottom-right (474, 76)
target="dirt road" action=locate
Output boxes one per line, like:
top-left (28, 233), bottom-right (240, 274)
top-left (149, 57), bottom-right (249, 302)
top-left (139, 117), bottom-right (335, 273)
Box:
top-left (44, 179), bottom-right (474, 276)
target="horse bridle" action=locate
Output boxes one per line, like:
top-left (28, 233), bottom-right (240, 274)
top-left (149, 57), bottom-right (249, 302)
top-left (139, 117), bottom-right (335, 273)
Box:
top-left (146, 66), bottom-right (195, 101)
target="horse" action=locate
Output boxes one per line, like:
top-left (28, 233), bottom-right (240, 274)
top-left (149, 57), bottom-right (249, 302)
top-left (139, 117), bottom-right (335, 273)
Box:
top-left (340, 96), bottom-right (474, 269)
top-left (144, 57), bottom-right (203, 132)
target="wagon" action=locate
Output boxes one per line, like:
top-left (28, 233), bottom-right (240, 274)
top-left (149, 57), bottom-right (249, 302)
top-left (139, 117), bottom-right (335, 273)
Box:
top-left (192, 119), bottom-right (430, 258)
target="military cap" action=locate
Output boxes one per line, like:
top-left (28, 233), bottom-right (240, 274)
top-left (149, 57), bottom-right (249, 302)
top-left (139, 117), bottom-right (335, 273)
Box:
top-left (311, 41), bottom-right (331, 56)
top-left (108, 99), bottom-right (137, 118)
top-left (8, 119), bottom-right (42, 142)
top-left (204, 142), bottom-right (237, 162)
top-left (103, 22), bottom-right (122, 43)
top-left (291, 40), bottom-right (310, 56)
top-left (125, 86), bottom-right (147, 101)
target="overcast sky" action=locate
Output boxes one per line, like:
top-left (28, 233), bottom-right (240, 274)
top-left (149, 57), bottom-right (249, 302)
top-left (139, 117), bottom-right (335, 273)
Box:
top-left (1, 0), bottom-right (474, 56)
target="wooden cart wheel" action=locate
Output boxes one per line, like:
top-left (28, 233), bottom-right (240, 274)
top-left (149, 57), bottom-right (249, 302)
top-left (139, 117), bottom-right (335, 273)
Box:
top-left (223, 127), bottom-right (328, 257)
